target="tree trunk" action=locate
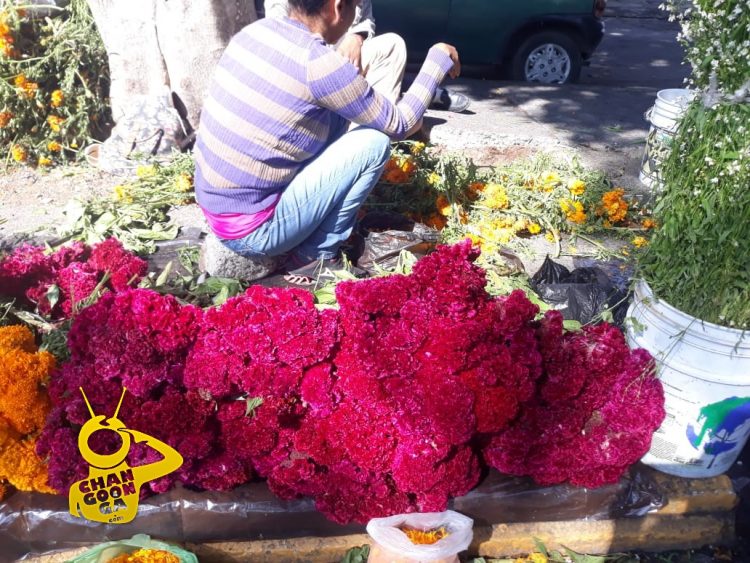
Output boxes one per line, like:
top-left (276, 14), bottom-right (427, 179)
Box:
top-left (86, 0), bottom-right (257, 128)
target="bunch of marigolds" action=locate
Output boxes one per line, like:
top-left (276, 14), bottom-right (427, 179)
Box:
top-left (0, 0), bottom-right (109, 167)
top-left (0, 325), bottom-right (56, 499)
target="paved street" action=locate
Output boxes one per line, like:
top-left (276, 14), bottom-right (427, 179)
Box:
top-left (422, 0), bottom-right (688, 192)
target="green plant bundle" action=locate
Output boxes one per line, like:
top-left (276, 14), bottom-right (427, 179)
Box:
top-left (0, 0), bottom-right (110, 167)
top-left (639, 100), bottom-right (750, 329)
top-left (662, 0), bottom-right (750, 93)
top-left (56, 153), bottom-right (196, 254)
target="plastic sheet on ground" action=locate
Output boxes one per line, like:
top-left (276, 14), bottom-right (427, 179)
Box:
top-left (3, 465), bottom-right (665, 561)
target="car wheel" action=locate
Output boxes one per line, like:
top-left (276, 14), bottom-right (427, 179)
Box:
top-left (511, 31), bottom-right (582, 84)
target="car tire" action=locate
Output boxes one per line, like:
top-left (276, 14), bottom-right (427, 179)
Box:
top-left (510, 31), bottom-right (582, 84)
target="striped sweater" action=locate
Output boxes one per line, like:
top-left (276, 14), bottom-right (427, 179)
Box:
top-left (195, 16), bottom-right (454, 215)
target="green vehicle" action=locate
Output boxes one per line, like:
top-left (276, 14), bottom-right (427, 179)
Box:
top-left (373, 0), bottom-right (607, 83)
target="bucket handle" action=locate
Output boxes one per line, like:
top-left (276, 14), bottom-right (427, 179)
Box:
top-left (644, 106), bottom-right (653, 122)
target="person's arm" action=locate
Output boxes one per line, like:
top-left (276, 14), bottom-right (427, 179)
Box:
top-left (264, 0), bottom-right (290, 19)
top-left (308, 40), bottom-right (459, 140)
top-left (347, 0), bottom-right (375, 40)
top-left (336, 0), bottom-right (374, 71)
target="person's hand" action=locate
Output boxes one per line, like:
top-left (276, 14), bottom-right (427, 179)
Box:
top-left (337, 33), bottom-right (365, 73)
top-left (434, 43), bottom-right (461, 79)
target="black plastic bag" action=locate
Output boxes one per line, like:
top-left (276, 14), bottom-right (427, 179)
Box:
top-left (356, 212), bottom-right (440, 275)
top-left (531, 256), bottom-right (628, 325)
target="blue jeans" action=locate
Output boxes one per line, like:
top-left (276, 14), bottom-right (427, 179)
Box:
top-left (221, 127), bottom-right (391, 262)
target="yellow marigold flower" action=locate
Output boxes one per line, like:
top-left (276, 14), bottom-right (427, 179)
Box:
top-left (435, 194), bottom-right (452, 217)
top-left (47, 141), bottom-right (62, 152)
top-left (483, 183), bottom-right (509, 210)
top-left (632, 236), bottom-right (649, 248)
top-left (466, 181), bottom-right (486, 199)
top-left (13, 73), bottom-right (26, 87)
top-left (107, 548), bottom-right (180, 563)
top-left (136, 164), bottom-right (157, 178)
top-left (427, 171), bottom-right (442, 186)
top-left (50, 89), bottom-right (64, 108)
top-left (467, 233), bottom-right (483, 246)
top-left (400, 157), bottom-right (417, 176)
top-left (113, 184), bottom-right (130, 202)
top-left (514, 554), bottom-right (548, 563)
top-left (528, 222), bottom-right (542, 234)
top-left (410, 141), bottom-right (426, 155)
top-left (642, 218), bottom-right (657, 229)
top-left (70, 141), bottom-right (78, 148)
top-left (0, 111), bottom-right (11, 128)
top-left (46, 115), bottom-right (64, 132)
top-left (513, 218), bottom-right (529, 232)
top-left (545, 232), bottom-right (556, 243)
top-left (11, 144), bottom-right (27, 162)
top-left (37, 156), bottom-right (52, 167)
top-left (542, 171), bottom-right (561, 191)
top-left (568, 178), bottom-right (586, 196)
top-left (174, 172), bottom-right (193, 192)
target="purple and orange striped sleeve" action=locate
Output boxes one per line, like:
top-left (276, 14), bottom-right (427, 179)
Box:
top-left (306, 40), bottom-right (454, 140)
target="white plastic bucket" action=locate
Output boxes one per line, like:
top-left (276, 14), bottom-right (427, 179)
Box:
top-left (626, 280), bottom-right (750, 478)
top-left (639, 89), bottom-right (695, 189)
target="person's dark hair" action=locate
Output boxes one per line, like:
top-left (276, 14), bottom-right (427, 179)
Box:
top-left (288, 0), bottom-right (355, 16)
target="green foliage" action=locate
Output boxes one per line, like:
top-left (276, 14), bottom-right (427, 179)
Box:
top-left (340, 545), bottom-right (370, 563)
top-left (56, 152), bottom-right (195, 254)
top-left (0, 0), bottom-right (110, 167)
top-left (662, 0), bottom-right (750, 93)
top-left (639, 101), bottom-right (750, 328)
top-left (641, 1), bottom-right (750, 329)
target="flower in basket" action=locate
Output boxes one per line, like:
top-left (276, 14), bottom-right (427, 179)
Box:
top-left (0, 325), bottom-right (57, 495)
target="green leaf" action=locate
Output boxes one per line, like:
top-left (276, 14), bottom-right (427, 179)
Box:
top-left (46, 284), bottom-right (61, 311)
top-left (563, 320), bottom-right (583, 331)
top-left (212, 285), bottom-right (230, 306)
top-left (244, 396), bottom-right (264, 418)
top-left (340, 545), bottom-right (370, 563)
top-left (155, 261), bottom-right (173, 287)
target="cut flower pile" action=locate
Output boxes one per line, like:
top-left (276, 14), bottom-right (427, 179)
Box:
top-left (6, 240), bottom-right (665, 524)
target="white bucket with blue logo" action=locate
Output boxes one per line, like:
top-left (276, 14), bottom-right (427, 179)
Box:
top-left (639, 89), bottom-right (696, 190)
top-left (626, 280), bottom-right (750, 478)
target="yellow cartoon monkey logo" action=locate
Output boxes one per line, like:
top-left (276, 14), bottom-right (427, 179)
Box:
top-left (69, 387), bottom-right (183, 524)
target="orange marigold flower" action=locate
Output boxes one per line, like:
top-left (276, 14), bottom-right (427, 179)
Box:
top-left (642, 218), bottom-right (657, 229)
top-left (424, 213), bottom-right (448, 230)
top-left (435, 194), bottom-right (452, 217)
top-left (108, 548), bottom-right (180, 563)
top-left (50, 89), bottom-right (64, 107)
top-left (458, 208), bottom-right (469, 225)
top-left (13, 73), bottom-right (26, 87)
top-left (560, 199), bottom-right (587, 224)
top-left (0, 111), bottom-right (11, 128)
top-left (47, 140), bottom-right (62, 152)
top-left (0, 326), bottom-right (56, 496)
top-left (598, 188), bottom-right (629, 224)
top-left (0, 23), bottom-right (9, 35)
top-left (466, 181), bottom-right (486, 199)
top-left (46, 115), bottom-right (65, 132)
top-left (401, 526), bottom-right (449, 546)
top-left (11, 144), bottom-right (27, 163)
